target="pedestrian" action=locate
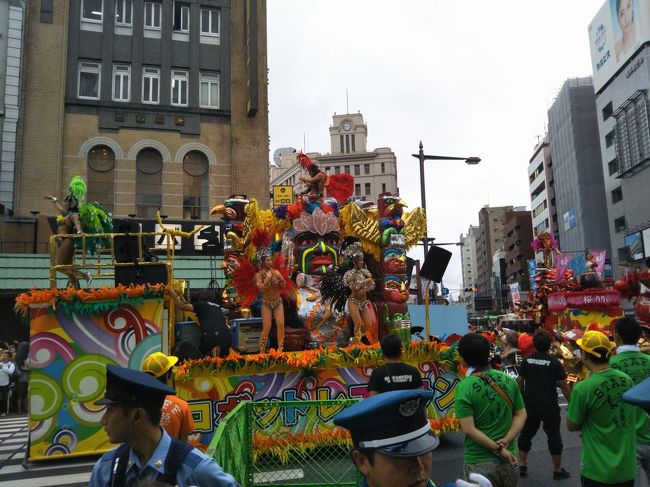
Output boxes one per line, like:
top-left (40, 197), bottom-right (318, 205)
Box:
top-left (0, 351), bottom-right (15, 416)
top-left (89, 365), bottom-right (238, 487)
top-left (170, 289), bottom-right (232, 358)
top-left (516, 330), bottom-right (571, 480)
top-left (610, 317), bottom-right (650, 486)
top-left (367, 334), bottom-right (423, 396)
top-left (516, 320), bottom-right (537, 359)
top-left (567, 330), bottom-right (636, 486)
top-left (142, 352), bottom-right (195, 443)
top-left (333, 389), bottom-right (440, 487)
top-left (455, 333), bottom-right (527, 487)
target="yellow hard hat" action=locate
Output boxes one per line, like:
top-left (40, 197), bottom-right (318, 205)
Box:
top-left (576, 330), bottom-right (615, 359)
top-left (142, 352), bottom-right (179, 378)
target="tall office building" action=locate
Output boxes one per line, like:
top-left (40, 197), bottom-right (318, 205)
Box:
top-left (460, 225), bottom-right (479, 313)
top-left (547, 77), bottom-right (611, 256)
top-left (270, 112), bottom-right (398, 202)
top-left (589, 1), bottom-right (650, 274)
top-left (504, 208), bottom-right (534, 292)
top-left (528, 135), bottom-right (559, 248)
top-left (15, 0), bottom-right (269, 220)
top-left (475, 205), bottom-right (512, 302)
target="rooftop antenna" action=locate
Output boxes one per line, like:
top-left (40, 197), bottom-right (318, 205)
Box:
top-left (346, 88), bottom-right (349, 114)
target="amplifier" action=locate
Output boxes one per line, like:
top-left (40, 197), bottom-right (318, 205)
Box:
top-left (231, 317), bottom-right (263, 354)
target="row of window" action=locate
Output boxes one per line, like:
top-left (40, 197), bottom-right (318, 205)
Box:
top-left (354, 182), bottom-right (387, 198)
top-left (87, 144), bottom-right (210, 219)
top-left (340, 134), bottom-right (356, 153)
top-left (78, 62), bottom-right (220, 108)
top-left (82, 0), bottom-right (220, 36)
top-left (322, 162), bottom-right (388, 176)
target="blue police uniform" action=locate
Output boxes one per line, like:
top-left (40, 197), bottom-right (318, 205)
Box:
top-left (334, 389), bottom-right (439, 487)
top-left (89, 365), bottom-right (238, 487)
top-left (89, 428), bottom-right (237, 487)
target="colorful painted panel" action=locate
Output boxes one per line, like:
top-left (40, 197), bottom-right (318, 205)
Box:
top-left (28, 299), bottom-right (164, 460)
top-left (177, 361), bottom-right (459, 451)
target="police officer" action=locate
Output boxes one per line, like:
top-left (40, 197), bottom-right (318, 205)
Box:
top-left (89, 365), bottom-right (238, 487)
top-left (333, 389), bottom-right (440, 487)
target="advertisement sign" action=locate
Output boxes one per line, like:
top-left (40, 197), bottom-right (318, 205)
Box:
top-left (643, 228), bottom-right (650, 259)
top-left (273, 185), bottom-right (293, 207)
top-left (625, 231), bottom-right (645, 261)
top-left (563, 209), bottom-right (576, 231)
top-left (528, 259), bottom-right (537, 291)
top-left (588, 0), bottom-right (650, 92)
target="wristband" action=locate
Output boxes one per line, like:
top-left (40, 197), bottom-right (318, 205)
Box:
top-left (51, 197), bottom-right (57, 202)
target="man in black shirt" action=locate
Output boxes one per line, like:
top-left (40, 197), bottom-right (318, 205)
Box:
top-left (517, 329), bottom-right (571, 480)
top-left (367, 334), bottom-right (422, 396)
top-left (170, 289), bottom-right (232, 358)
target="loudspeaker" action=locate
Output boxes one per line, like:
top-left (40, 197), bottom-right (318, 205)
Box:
top-left (172, 341), bottom-right (203, 361)
top-left (114, 220), bottom-right (141, 263)
top-left (420, 245), bottom-right (452, 283)
top-left (115, 263), bottom-right (168, 286)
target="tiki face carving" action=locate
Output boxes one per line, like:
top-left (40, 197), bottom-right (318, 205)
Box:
top-left (382, 275), bottom-right (409, 303)
top-left (293, 231), bottom-right (340, 276)
top-left (381, 248), bottom-right (407, 274)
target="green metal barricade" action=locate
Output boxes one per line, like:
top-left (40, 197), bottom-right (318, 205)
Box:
top-left (208, 399), bottom-right (362, 487)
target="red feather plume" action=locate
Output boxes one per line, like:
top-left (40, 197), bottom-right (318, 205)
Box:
top-left (231, 256), bottom-right (260, 306)
top-left (273, 254), bottom-right (297, 300)
top-left (250, 228), bottom-right (271, 249)
top-left (286, 200), bottom-right (305, 220)
top-left (296, 151), bottom-right (314, 171)
top-left (326, 173), bottom-right (355, 204)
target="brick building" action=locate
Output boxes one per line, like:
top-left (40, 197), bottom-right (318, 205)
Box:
top-left (504, 209), bottom-right (534, 292)
top-left (15, 0), bottom-right (268, 223)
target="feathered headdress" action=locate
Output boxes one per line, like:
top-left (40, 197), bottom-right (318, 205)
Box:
top-left (66, 176), bottom-right (87, 210)
top-left (296, 151), bottom-right (314, 171)
top-left (250, 228), bottom-right (271, 262)
top-left (342, 241), bottom-right (364, 260)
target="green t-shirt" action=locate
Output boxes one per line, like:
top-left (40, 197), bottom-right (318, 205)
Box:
top-left (610, 350), bottom-right (650, 444)
top-left (567, 368), bottom-right (637, 483)
top-left (455, 369), bottom-right (525, 464)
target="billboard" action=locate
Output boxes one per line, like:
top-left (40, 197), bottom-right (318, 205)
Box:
top-left (643, 227), bottom-right (650, 259)
top-left (625, 230), bottom-right (645, 261)
top-left (589, 0), bottom-right (650, 92)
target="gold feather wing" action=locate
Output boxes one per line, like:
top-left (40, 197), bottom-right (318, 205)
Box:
top-left (340, 203), bottom-right (380, 260)
top-left (402, 207), bottom-right (427, 249)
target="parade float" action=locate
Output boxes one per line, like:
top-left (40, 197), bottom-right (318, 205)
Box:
top-left (16, 158), bottom-right (462, 461)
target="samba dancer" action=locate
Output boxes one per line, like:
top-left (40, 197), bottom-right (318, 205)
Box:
top-left (343, 242), bottom-right (377, 344)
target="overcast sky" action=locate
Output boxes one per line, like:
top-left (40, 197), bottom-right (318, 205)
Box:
top-left (266, 0), bottom-right (604, 299)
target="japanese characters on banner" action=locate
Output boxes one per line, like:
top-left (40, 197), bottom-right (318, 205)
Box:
top-left (547, 290), bottom-right (620, 312)
top-left (177, 364), bottom-right (460, 452)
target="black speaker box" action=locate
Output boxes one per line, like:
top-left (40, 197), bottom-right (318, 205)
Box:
top-left (420, 245), bottom-right (452, 283)
top-left (175, 322), bottom-right (202, 349)
top-left (115, 263), bottom-right (168, 286)
top-left (113, 220), bottom-right (142, 263)
top-left (172, 341), bottom-right (204, 361)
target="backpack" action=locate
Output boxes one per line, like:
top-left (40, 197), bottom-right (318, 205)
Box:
top-left (108, 438), bottom-right (200, 486)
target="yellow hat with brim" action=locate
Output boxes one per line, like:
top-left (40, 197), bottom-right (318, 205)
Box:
top-left (576, 330), bottom-right (614, 359)
top-left (142, 352), bottom-right (179, 378)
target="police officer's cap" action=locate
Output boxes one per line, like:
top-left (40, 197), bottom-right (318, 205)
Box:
top-left (334, 389), bottom-right (439, 457)
top-left (95, 364), bottom-right (175, 406)
top-left (623, 377), bottom-right (650, 409)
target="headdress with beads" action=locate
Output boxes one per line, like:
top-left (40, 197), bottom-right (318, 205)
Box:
top-left (250, 228), bottom-right (272, 262)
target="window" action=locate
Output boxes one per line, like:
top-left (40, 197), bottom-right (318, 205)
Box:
top-left (382, 183), bottom-right (386, 193)
top-left (354, 165), bottom-right (360, 176)
top-left (142, 67), bottom-right (160, 104)
top-left (355, 183), bottom-right (361, 197)
top-left (618, 246), bottom-right (628, 262)
top-left (171, 70), bottom-right (188, 106)
top-left (136, 148), bottom-right (163, 218)
top-left (325, 167), bottom-right (330, 173)
top-left (351, 134), bottom-right (356, 152)
top-left (364, 164), bottom-right (370, 175)
top-left (173, 2), bottom-right (190, 32)
top-left (605, 130), bottom-right (615, 148)
top-left (340, 135), bottom-right (344, 153)
top-left (345, 135), bottom-right (350, 153)
top-left (183, 151), bottom-right (209, 219)
top-left (87, 145), bottom-right (115, 214)
top-left (115, 0), bottom-right (132, 25)
top-left (602, 101), bottom-right (613, 121)
top-left (614, 216), bottom-right (627, 233)
top-left (112, 64), bottom-right (130, 102)
top-left (144, 2), bottom-right (161, 29)
top-left (365, 183), bottom-right (371, 196)
top-left (344, 165), bottom-right (350, 173)
top-left (611, 186), bottom-right (623, 204)
top-left (381, 162), bottom-right (385, 173)
top-left (82, 0), bottom-right (103, 22)
top-left (199, 73), bottom-right (219, 108)
top-left (614, 90), bottom-right (650, 175)
top-left (335, 166), bottom-right (341, 174)
top-left (78, 61), bottom-right (101, 100)
top-left (608, 158), bottom-right (619, 176)
top-left (200, 8), bottom-right (220, 36)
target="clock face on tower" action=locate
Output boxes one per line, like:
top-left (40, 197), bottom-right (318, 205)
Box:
top-left (342, 120), bottom-right (352, 131)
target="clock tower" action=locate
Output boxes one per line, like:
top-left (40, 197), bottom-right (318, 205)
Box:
top-left (330, 113), bottom-right (367, 154)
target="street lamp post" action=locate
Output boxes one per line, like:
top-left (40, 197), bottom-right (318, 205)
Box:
top-left (411, 141), bottom-right (480, 255)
